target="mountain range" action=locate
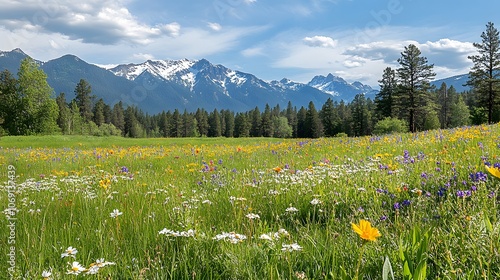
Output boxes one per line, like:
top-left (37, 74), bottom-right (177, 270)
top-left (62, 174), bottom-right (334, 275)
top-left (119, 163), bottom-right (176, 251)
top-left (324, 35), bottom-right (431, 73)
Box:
top-left (0, 48), bottom-right (469, 114)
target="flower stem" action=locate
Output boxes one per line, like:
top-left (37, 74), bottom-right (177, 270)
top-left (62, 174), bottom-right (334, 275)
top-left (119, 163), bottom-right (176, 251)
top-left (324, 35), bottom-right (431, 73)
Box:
top-left (354, 242), bottom-right (366, 280)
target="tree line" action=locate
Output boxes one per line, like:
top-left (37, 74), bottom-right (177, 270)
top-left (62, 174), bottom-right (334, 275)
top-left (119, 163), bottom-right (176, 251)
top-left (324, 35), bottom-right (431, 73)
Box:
top-left (0, 22), bottom-right (499, 138)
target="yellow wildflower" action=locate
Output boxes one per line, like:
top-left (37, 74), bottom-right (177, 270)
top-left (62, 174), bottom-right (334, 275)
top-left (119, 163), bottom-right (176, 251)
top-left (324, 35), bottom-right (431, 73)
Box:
top-left (486, 165), bottom-right (500, 179)
top-left (351, 219), bottom-right (381, 241)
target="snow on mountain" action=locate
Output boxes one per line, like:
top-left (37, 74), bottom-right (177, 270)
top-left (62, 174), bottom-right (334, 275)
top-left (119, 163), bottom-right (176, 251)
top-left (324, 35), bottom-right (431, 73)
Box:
top-left (307, 73), bottom-right (375, 99)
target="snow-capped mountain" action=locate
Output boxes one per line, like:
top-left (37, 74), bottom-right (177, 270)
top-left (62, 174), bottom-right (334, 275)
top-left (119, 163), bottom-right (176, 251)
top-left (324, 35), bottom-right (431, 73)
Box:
top-left (0, 48), bottom-right (378, 113)
top-left (308, 73), bottom-right (376, 97)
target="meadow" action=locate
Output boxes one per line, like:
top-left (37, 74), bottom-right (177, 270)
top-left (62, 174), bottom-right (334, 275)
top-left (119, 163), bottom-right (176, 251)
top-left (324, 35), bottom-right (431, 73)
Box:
top-left (1, 124), bottom-right (500, 279)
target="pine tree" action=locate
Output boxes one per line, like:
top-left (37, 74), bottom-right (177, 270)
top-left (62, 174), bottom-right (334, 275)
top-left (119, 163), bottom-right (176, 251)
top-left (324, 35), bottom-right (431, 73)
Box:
top-left (234, 112), bottom-right (251, 137)
top-left (467, 22), bottom-right (500, 124)
top-left (320, 98), bottom-right (340, 137)
top-left (56, 93), bottom-right (71, 134)
top-left (261, 104), bottom-right (273, 137)
top-left (285, 101), bottom-right (298, 137)
top-left (296, 106), bottom-right (307, 138)
top-left (396, 44), bottom-right (436, 132)
top-left (375, 67), bottom-right (396, 120)
top-left (195, 108), bottom-right (209, 137)
top-left (223, 110), bottom-right (235, 137)
top-left (74, 79), bottom-right (94, 123)
top-left (111, 102), bottom-right (125, 134)
top-left (208, 109), bottom-right (222, 137)
top-left (305, 101), bottom-right (323, 138)
top-left (93, 98), bottom-right (106, 126)
top-left (351, 94), bottom-right (372, 136)
top-left (250, 107), bottom-right (262, 137)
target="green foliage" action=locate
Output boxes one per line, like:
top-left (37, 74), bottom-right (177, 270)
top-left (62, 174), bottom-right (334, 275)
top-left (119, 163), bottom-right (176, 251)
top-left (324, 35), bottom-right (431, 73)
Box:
top-left (399, 227), bottom-right (432, 280)
top-left (396, 44), bottom-right (436, 132)
top-left (373, 117), bottom-right (408, 135)
top-left (272, 116), bottom-right (292, 138)
top-left (17, 58), bottom-right (60, 135)
top-left (467, 22), bottom-right (500, 124)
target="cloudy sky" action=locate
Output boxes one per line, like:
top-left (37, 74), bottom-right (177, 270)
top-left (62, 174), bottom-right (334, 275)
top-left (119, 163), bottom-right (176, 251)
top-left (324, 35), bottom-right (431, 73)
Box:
top-left (0, 0), bottom-right (497, 86)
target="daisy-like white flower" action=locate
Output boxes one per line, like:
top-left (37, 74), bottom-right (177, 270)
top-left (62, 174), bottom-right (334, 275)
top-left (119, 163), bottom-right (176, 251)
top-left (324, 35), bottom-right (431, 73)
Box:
top-left (86, 265), bottom-right (100, 275)
top-left (259, 233), bottom-right (273, 241)
top-left (245, 213), bottom-right (260, 220)
top-left (61, 246), bottom-right (78, 258)
top-left (42, 270), bottom-right (52, 280)
top-left (285, 207), bottom-right (299, 213)
top-left (213, 232), bottom-right (247, 243)
top-left (110, 209), bottom-right (123, 218)
top-left (281, 243), bottom-right (303, 252)
top-left (67, 261), bottom-right (85, 275)
top-left (310, 198), bottom-right (322, 205)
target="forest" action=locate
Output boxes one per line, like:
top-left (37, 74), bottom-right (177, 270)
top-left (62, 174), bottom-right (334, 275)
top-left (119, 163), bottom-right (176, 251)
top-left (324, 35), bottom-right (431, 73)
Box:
top-left (0, 22), bottom-right (499, 138)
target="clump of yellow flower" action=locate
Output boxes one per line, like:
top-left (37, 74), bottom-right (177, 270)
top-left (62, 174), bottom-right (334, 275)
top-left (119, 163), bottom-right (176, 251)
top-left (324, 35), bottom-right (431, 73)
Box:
top-left (486, 165), bottom-right (500, 179)
top-left (351, 219), bottom-right (381, 241)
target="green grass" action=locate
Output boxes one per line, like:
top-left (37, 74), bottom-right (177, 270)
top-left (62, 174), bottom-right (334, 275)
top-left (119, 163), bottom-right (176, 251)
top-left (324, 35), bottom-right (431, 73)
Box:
top-left (1, 125), bottom-right (500, 279)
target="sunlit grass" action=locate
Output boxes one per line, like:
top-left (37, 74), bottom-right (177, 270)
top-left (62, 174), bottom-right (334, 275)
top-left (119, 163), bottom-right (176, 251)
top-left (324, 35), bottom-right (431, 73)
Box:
top-left (0, 124), bottom-right (499, 279)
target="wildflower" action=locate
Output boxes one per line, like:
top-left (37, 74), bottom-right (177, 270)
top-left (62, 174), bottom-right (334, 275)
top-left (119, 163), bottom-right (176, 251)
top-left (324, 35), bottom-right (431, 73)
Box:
top-left (393, 202), bottom-right (400, 210)
top-left (259, 233), bottom-right (273, 241)
top-left (110, 209), bottom-right (123, 218)
top-left (285, 206), bottom-right (299, 213)
top-left (67, 261), bottom-right (85, 275)
top-left (281, 243), bottom-right (303, 252)
top-left (61, 246), bottom-right (78, 258)
top-left (486, 164), bottom-right (500, 179)
top-left (42, 270), bottom-right (52, 280)
top-left (120, 166), bottom-right (129, 173)
top-left (310, 198), bottom-right (322, 205)
top-left (351, 219), bottom-right (381, 241)
top-left (213, 232), bottom-right (247, 243)
top-left (245, 213), bottom-right (260, 220)
top-left (273, 167), bottom-right (282, 173)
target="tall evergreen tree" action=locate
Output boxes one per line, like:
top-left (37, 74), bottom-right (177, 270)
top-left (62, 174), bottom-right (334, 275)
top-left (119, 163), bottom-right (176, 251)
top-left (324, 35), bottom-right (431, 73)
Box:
top-left (250, 107), bottom-right (262, 137)
top-left (375, 67), bottom-right (396, 120)
top-left (74, 79), bottom-right (94, 123)
top-left (234, 112), bottom-right (251, 137)
top-left (261, 104), bottom-right (273, 137)
top-left (56, 93), bottom-right (71, 134)
top-left (396, 44), bottom-right (436, 132)
top-left (93, 98), bottom-right (106, 126)
top-left (351, 94), bottom-right (372, 136)
top-left (208, 109), bottom-right (222, 137)
top-left (467, 22), bottom-right (500, 124)
top-left (111, 101), bottom-right (125, 134)
top-left (320, 98), bottom-right (340, 137)
top-left (305, 101), bottom-right (323, 138)
top-left (285, 101), bottom-right (298, 138)
top-left (296, 106), bottom-right (307, 138)
top-left (195, 108), bottom-right (209, 137)
top-left (223, 110), bottom-right (235, 137)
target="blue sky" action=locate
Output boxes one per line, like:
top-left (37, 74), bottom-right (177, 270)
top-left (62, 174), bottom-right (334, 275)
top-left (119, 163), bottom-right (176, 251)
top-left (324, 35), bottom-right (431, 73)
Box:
top-left (0, 0), bottom-right (498, 86)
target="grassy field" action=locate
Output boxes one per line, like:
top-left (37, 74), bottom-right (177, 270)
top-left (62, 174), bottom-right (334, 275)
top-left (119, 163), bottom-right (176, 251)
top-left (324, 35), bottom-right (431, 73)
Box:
top-left (1, 125), bottom-right (500, 279)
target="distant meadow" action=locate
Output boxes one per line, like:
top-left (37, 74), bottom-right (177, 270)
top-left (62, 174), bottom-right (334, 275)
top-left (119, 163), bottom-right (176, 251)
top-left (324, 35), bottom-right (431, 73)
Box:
top-left (1, 124), bottom-right (500, 279)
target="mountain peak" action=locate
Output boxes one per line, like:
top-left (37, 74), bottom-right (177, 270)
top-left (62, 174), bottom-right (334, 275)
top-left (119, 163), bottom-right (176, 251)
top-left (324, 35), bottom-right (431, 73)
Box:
top-left (12, 48), bottom-right (26, 55)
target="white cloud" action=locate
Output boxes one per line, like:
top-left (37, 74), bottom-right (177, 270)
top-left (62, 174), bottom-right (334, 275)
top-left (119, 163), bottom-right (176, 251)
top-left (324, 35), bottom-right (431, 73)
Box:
top-left (241, 47), bottom-right (265, 57)
top-left (132, 53), bottom-right (155, 61)
top-left (160, 22), bottom-right (181, 37)
top-left (0, 0), bottom-right (180, 45)
top-left (207, 22), bottom-right (222, 32)
top-left (303, 36), bottom-right (337, 48)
